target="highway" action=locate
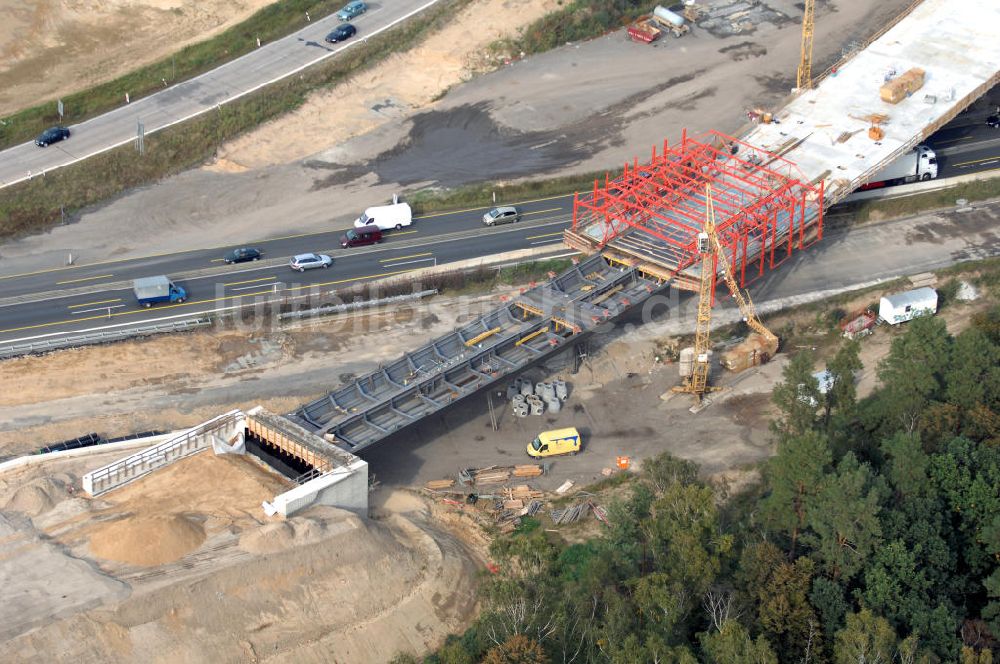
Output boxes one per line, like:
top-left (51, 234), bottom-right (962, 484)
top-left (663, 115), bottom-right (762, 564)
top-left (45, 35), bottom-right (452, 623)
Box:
top-left (0, 0), bottom-right (440, 190)
top-left (0, 197), bottom-right (574, 345)
top-left (1, 110), bottom-right (997, 348)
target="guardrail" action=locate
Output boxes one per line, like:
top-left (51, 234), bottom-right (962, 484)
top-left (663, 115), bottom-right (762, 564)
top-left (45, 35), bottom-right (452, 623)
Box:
top-left (278, 289), bottom-right (439, 321)
top-left (0, 317), bottom-right (210, 359)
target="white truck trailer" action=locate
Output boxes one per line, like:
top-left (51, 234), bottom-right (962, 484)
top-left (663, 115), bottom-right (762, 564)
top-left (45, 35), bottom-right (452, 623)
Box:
top-left (860, 145), bottom-right (938, 189)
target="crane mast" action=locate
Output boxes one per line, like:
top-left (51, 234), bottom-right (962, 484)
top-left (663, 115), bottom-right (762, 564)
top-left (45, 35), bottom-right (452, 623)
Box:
top-left (797, 0), bottom-right (815, 90)
top-left (673, 184), bottom-right (779, 402)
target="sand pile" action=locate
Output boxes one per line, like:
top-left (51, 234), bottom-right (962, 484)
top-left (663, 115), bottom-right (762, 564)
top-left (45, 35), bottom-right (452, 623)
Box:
top-left (3, 478), bottom-right (59, 516)
top-left (89, 514), bottom-right (206, 567)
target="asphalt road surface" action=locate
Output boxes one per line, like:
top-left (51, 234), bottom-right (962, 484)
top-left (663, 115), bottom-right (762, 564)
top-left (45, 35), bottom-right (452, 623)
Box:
top-left (0, 197), bottom-right (572, 344)
top-left (0, 0), bottom-right (440, 190)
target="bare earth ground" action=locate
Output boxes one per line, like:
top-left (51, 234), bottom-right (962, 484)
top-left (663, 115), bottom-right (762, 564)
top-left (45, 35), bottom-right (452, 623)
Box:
top-left (0, 0), bottom-right (913, 273)
top-left (211, 0), bottom-right (563, 173)
top-left (0, 0), bottom-right (275, 117)
top-left (0, 449), bottom-right (483, 662)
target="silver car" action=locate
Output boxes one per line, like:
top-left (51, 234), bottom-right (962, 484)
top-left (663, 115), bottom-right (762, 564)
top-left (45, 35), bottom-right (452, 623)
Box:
top-left (482, 205), bottom-right (522, 226)
top-left (290, 253), bottom-right (333, 272)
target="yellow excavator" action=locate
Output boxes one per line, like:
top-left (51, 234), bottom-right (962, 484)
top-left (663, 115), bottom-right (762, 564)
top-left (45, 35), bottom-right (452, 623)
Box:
top-left (673, 184), bottom-right (779, 402)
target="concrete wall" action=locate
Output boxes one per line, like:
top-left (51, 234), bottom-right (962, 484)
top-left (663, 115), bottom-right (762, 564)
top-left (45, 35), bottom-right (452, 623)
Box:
top-left (269, 459), bottom-right (369, 517)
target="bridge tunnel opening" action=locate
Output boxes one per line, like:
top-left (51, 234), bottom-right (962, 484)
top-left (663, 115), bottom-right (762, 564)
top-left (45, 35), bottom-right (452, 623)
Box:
top-left (244, 429), bottom-right (314, 480)
top-left (244, 414), bottom-right (335, 483)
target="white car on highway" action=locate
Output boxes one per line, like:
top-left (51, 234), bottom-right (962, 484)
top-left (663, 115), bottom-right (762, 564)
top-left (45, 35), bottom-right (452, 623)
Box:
top-left (289, 253), bottom-right (333, 271)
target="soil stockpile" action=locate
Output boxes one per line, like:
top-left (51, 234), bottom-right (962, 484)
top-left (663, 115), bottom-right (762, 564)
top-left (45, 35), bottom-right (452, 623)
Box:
top-left (89, 513), bottom-right (206, 566)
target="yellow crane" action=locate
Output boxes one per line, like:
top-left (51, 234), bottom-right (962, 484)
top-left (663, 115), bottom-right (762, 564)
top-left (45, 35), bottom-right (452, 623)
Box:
top-left (797, 0), bottom-right (815, 90)
top-left (673, 184), bottom-right (779, 402)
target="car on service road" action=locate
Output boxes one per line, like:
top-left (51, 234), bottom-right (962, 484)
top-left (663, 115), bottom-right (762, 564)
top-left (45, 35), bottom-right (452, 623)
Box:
top-left (337, 1), bottom-right (367, 20)
top-left (35, 126), bottom-right (71, 147)
top-left (224, 247), bottom-right (263, 264)
top-left (290, 253), bottom-right (333, 271)
top-left (527, 427), bottom-right (582, 458)
top-left (988, 114), bottom-right (1000, 129)
top-left (325, 24), bottom-right (357, 43)
top-left (482, 206), bottom-right (522, 226)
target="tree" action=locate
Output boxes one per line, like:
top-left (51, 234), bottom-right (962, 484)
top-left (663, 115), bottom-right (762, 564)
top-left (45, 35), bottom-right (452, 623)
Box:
top-left (944, 328), bottom-right (1000, 415)
top-left (874, 316), bottom-right (951, 433)
top-left (758, 557), bottom-right (825, 660)
top-left (482, 635), bottom-right (550, 664)
top-left (810, 577), bottom-right (849, 655)
top-left (802, 452), bottom-right (884, 581)
top-left (700, 620), bottom-right (779, 664)
top-left (772, 351), bottom-right (821, 439)
top-left (981, 515), bottom-right (1000, 636)
top-left (825, 339), bottom-right (863, 424)
top-left (760, 430), bottom-right (832, 556)
top-left (833, 609), bottom-right (900, 664)
top-left (637, 482), bottom-right (733, 639)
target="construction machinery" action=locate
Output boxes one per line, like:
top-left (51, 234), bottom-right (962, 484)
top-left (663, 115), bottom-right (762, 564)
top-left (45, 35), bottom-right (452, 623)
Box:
top-left (797, 0), bottom-right (815, 90)
top-left (673, 184), bottom-right (780, 401)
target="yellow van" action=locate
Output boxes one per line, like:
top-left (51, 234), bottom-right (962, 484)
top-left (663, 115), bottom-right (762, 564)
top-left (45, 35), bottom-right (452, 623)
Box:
top-left (527, 427), bottom-right (582, 458)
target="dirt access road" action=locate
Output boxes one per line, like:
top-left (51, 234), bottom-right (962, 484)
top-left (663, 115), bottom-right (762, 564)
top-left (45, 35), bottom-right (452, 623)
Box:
top-left (0, 0), bottom-right (912, 276)
top-left (0, 0), bottom-right (277, 117)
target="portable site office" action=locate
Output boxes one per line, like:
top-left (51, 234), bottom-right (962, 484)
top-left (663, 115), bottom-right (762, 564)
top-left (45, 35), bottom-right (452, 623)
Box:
top-left (878, 287), bottom-right (938, 325)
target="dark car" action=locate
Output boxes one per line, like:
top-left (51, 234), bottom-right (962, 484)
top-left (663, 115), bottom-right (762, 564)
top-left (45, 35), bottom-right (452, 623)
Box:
top-left (35, 126), bottom-right (71, 147)
top-left (326, 24), bottom-right (357, 43)
top-left (340, 225), bottom-right (382, 248)
top-left (988, 114), bottom-right (1000, 129)
top-left (337, 1), bottom-right (367, 20)
top-left (224, 247), bottom-right (263, 264)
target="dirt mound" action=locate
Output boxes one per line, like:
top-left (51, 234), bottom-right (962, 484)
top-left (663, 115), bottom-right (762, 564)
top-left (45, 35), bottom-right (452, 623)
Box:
top-left (4, 482), bottom-right (55, 516)
top-left (239, 506), bottom-right (361, 554)
top-left (89, 514), bottom-right (206, 566)
top-left (238, 521), bottom-right (295, 554)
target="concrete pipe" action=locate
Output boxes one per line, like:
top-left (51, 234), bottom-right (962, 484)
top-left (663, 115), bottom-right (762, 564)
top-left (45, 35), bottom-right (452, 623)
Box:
top-left (541, 383), bottom-right (556, 401)
top-left (546, 397), bottom-right (562, 414)
top-left (534, 381), bottom-right (547, 396)
top-left (530, 401), bottom-right (545, 416)
top-left (507, 382), bottom-right (520, 400)
top-left (554, 380), bottom-right (569, 401)
top-left (520, 381), bottom-right (534, 396)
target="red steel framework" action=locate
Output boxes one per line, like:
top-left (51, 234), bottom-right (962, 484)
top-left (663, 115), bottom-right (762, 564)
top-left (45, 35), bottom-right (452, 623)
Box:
top-left (568, 130), bottom-right (824, 294)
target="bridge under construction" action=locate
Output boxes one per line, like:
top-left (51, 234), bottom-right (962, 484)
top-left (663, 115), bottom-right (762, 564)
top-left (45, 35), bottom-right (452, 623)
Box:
top-left (291, 0), bottom-right (998, 452)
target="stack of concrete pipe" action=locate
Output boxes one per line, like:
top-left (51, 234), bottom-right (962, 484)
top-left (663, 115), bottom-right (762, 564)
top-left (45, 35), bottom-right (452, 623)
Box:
top-left (511, 393), bottom-right (529, 418)
top-left (526, 394), bottom-right (545, 416)
top-left (508, 378), bottom-right (572, 417)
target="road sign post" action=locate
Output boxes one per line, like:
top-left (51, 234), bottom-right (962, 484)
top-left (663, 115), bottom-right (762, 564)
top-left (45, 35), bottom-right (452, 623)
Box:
top-left (57, 99), bottom-right (64, 119)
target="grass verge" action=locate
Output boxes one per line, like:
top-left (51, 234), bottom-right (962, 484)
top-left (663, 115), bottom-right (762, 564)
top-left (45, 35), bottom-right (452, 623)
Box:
top-left (0, 0), bottom-right (471, 241)
top-left (833, 174), bottom-right (1000, 223)
top-left (0, 0), bottom-right (345, 150)
top-left (408, 170), bottom-right (611, 214)
top-left (489, 0), bottom-right (646, 59)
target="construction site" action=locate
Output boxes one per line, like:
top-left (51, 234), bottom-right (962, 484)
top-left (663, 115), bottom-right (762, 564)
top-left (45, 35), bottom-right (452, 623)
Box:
top-left (1, 0), bottom-right (999, 660)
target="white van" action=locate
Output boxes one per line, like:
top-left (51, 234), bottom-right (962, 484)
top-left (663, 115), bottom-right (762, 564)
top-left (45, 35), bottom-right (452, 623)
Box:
top-left (354, 202), bottom-right (412, 231)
